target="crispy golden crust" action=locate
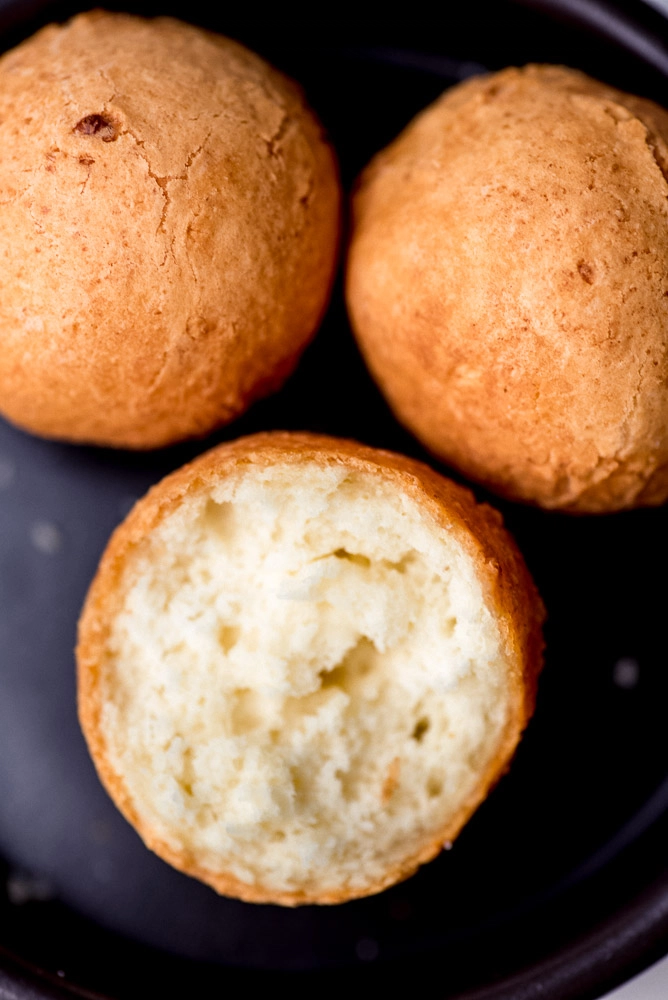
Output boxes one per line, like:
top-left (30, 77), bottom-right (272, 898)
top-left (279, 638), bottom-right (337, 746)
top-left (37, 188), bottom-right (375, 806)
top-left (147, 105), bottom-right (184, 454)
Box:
top-left (0, 11), bottom-right (340, 448)
top-left (346, 64), bottom-right (668, 513)
top-left (77, 431), bottom-right (545, 904)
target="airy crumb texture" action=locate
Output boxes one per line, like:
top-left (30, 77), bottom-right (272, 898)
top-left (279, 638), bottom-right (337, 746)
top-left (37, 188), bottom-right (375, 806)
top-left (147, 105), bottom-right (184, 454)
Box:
top-left (0, 11), bottom-right (340, 447)
top-left (346, 65), bottom-right (668, 512)
top-left (78, 433), bottom-right (545, 904)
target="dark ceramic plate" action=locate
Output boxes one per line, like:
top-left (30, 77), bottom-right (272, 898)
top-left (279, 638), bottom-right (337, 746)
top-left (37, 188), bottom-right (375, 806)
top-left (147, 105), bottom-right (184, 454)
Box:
top-left (1, 1), bottom-right (668, 998)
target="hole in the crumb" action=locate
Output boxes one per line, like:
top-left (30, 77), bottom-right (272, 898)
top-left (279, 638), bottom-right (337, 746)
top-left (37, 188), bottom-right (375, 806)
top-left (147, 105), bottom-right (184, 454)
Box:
top-left (382, 757), bottom-right (401, 803)
top-left (73, 114), bottom-right (117, 142)
top-left (320, 663), bottom-right (346, 688)
top-left (290, 766), bottom-right (307, 803)
top-left (202, 499), bottom-right (233, 540)
top-left (336, 766), bottom-right (356, 802)
top-left (427, 777), bottom-right (443, 798)
top-left (332, 548), bottom-right (371, 568)
top-left (319, 637), bottom-right (376, 691)
top-left (381, 552), bottom-right (417, 574)
top-left (218, 625), bottom-right (240, 654)
top-left (412, 717), bottom-right (430, 742)
top-left (283, 643), bottom-right (376, 730)
top-left (230, 689), bottom-right (263, 735)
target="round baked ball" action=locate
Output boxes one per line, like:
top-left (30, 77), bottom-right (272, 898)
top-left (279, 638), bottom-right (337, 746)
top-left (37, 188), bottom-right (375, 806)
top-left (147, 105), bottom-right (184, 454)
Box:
top-left (77, 431), bottom-right (544, 905)
top-left (346, 65), bottom-right (668, 512)
top-left (0, 12), bottom-right (340, 448)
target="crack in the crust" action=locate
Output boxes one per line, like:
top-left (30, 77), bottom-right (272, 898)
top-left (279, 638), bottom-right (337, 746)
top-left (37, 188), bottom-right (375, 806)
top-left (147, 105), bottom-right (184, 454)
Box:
top-left (642, 129), bottom-right (668, 189)
top-left (557, 105), bottom-right (667, 507)
top-left (259, 109), bottom-right (316, 224)
top-left (98, 67), bottom-right (117, 100)
top-left (601, 102), bottom-right (633, 125)
top-left (145, 348), bottom-right (171, 396)
top-left (60, 65), bottom-right (116, 122)
top-left (119, 126), bottom-right (171, 237)
top-left (184, 209), bottom-right (202, 286)
top-left (157, 136), bottom-right (211, 267)
top-left (264, 110), bottom-right (290, 158)
top-left (565, 344), bottom-right (652, 507)
top-left (27, 203), bottom-right (45, 234)
top-left (599, 111), bottom-right (667, 468)
top-left (152, 177), bottom-right (170, 247)
top-left (24, 170), bottom-right (46, 234)
top-left (619, 350), bottom-right (648, 457)
top-left (178, 136), bottom-right (210, 181)
top-left (299, 172), bottom-right (314, 209)
top-left (602, 102), bottom-right (668, 191)
top-left (58, 75), bottom-right (79, 113)
top-left (636, 455), bottom-right (668, 504)
top-left (121, 124), bottom-right (214, 263)
top-left (163, 233), bottom-right (178, 270)
top-left (79, 161), bottom-right (93, 194)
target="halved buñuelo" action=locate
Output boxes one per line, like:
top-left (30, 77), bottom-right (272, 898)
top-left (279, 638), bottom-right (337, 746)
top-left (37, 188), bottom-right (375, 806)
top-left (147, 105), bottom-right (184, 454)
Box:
top-left (77, 432), bottom-right (545, 905)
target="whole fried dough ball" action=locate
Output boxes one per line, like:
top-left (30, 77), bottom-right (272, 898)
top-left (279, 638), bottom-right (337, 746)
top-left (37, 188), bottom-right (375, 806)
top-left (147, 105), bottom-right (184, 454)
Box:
top-left (346, 65), bottom-right (668, 512)
top-left (0, 12), bottom-right (340, 448)
top-left (77, 432), bottom-right (544, 904)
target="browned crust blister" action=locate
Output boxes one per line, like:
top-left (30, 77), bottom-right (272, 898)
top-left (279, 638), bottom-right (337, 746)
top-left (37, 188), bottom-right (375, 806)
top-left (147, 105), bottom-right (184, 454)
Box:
top-left (346, 64), bottom-right (668, 513)
top-left (77, 431), bottom-right (545, 905)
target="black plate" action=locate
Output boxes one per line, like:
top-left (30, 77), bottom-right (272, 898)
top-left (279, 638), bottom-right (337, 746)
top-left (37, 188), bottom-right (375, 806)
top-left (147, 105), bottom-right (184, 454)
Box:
top-left (1, 2), bottom-right (668, 998)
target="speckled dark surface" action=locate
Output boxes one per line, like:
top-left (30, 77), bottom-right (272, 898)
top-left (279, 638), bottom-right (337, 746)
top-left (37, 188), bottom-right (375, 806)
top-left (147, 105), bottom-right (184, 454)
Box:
top-left (1, 2), bottom-right (668, 998)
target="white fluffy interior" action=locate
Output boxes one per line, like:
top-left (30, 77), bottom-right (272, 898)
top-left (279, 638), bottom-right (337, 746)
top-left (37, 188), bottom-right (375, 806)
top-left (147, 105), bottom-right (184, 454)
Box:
top-left (102, 463), bottom-right (510, 895)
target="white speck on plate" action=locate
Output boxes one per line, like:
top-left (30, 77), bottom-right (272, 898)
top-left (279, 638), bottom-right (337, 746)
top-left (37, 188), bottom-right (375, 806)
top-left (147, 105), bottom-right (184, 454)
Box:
top-left (93, 857), bottom-right (114, 883)
top-left (30, 520), bottom-right (63, 555)
top-left (613, 657), bottom-right (640, 689)
top-left (356, 938), bottom-right (379, 961)
top-left (89, 818), bottom-right (113, 845)
top-left (0, 457), bottom-right (15, 490)
top-left (7, 870), bottom-right (55, 905)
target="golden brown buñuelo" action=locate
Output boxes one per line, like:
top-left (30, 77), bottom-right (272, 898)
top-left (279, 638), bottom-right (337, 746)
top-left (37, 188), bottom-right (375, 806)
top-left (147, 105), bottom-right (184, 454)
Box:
top-left (0, 11), bottom-right (340, 448)
top-left (77, 431), bottom-right (545, 905)
top-left (346, 65), bottom-right (668, 513)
